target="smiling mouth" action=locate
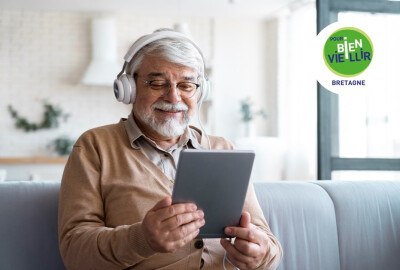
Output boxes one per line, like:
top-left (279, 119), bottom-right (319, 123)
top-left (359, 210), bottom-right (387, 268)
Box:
top-left (156, 108), bottom-right (182, 112)
top-left (155, 109), bottom-right (184, 115)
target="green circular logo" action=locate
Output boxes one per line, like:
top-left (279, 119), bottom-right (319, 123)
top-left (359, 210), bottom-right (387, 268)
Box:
top-left (323, 27), bottom-right (373, 77)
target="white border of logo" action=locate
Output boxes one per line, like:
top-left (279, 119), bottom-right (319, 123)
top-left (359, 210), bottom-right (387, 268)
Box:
top-left (314, 22), bottom-right (378, 94)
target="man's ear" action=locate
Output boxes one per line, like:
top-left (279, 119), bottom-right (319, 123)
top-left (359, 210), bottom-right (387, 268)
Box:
top-left (197, 89), bottom-right (203, 104)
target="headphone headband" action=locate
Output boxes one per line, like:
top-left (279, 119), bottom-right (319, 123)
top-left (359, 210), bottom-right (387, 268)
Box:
top-left (124, 31), bottom-right (204, 63)
top-left (114, 30), bottom-right (210, 104)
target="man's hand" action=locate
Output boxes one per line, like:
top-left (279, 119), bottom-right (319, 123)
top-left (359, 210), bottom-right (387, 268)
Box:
top-left (220, 211), bottom-right (269, 270)
top-left (142, 197), bottom-right (205, 253)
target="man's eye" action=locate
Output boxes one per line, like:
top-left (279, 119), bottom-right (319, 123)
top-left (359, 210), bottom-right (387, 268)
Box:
top-left (178, 83), bottom-right (195, 91)
top-left (151, 81), bottom-right (167, 87)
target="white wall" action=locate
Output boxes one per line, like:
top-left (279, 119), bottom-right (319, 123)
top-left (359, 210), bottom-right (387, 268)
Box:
top-left (212, 18), bottom-right (274, 141)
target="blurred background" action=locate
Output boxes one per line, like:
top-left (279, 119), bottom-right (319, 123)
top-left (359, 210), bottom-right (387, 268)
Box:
top-left (0, 0), bottom-right (399, 182)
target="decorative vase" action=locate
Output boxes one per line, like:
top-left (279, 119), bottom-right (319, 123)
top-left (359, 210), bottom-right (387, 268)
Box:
top-left (245, 122), bottom-right (256, 137)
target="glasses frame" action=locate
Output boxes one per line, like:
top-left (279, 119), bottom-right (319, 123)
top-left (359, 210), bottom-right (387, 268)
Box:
top-left (142, 79), bottom-right (200, 99)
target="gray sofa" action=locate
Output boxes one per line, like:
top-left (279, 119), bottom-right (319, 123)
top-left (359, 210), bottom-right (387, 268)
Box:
top-left (0, 180), bottom-right (399, 270)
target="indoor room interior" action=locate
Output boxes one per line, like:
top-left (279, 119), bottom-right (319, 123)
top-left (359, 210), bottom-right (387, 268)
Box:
top-left (0, 1), bottom-right (400, 269)
top-left (1, 0), bottom-right (399, 182)
top-left (0, 0), bottom-right (318, 182)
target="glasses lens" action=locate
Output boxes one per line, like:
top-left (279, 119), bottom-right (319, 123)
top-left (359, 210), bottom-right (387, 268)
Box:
top-left (177, 82), bottom-right (198, 98)
top-left (147, 80), bottom-right (168, 97)
top-left (146, 80), bottom-right (199, 98)
top-left (149, 81), bottom-right (168, 90)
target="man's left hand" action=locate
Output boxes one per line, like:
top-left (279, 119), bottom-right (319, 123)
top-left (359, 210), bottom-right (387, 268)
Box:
top-left (220, 211), bottom-right (269, 270)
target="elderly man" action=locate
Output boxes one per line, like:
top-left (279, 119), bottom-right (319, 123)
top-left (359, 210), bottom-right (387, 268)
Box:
top-left (58, 29), bottom-right (282, 270)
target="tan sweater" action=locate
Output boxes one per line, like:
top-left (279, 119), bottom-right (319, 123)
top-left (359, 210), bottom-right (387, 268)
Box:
top-left (58, 119), bottom-right (282, 270)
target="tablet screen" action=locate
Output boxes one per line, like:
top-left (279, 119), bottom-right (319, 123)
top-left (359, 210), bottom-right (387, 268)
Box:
top-left (172, 149), bottom-right (255, 238)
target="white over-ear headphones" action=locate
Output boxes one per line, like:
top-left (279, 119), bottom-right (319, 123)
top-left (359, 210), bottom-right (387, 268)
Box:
top-left (113, 30), bottom-right (210, 105)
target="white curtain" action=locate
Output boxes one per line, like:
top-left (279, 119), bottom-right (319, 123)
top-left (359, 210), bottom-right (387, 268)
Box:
top-left (277, 2), bottom-right (318, 180)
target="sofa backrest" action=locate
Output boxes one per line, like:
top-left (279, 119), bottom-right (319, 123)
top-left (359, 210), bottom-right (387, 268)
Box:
top-left (254, 182), bottom-right (341, 270)
top-left (315, 181), bottom-right (400, 270)
top-left (0, 181), bottom-right (65, 270)
top-left (1, 180), bottom-right (399, 270)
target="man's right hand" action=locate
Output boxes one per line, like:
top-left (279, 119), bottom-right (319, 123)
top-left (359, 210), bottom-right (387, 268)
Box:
top-left (141, 197), bottom-right (205, 253)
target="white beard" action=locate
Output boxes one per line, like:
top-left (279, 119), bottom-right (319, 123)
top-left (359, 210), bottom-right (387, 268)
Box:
top-left (137, 101), bottom-right (191, 137)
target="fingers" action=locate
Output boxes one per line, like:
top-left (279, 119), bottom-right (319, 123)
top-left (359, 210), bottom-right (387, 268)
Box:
top-left (144, 215), bottom-right (205, 253)
top-left (221, 236), bottom-right (260, 256)
top-left (166, 227), bottom-right (201, 253)
top-left (220, 238), bottom-right (259, 270)
top-left (233, 238), bottom-right (261, 256)
top-left (169, 217), bottom-right (205, 239)
top-left (154, 202), bottom-right (198, 222)
top-left (224, 226), bottom-right (263, 245)
top-left (239, 211), bottom-right (251, 228)
top-left (142, 197), bottom-right (205, 253)
top-left (151, 197), bottom-right (172, 211)
top-left (221, 238), bottom-right (254, 259)
top-left (163, 210), bottom-right (204, 230)
top-left (220, 213), bottom-right (270, 270)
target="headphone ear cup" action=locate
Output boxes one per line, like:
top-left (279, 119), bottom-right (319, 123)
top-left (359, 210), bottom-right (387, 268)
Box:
top-left (120, 75), bottom-right (132, 104)
top-left (199, 78), bottom-right (210, 104)
top-left (127, 76), bottom-right (136, 104)
top-left (113, 79), bottom-right (125, 102)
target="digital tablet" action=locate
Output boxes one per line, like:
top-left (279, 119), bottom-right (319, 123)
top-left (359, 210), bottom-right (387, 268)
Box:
top-left (172, 149), bottom-right (255, 238)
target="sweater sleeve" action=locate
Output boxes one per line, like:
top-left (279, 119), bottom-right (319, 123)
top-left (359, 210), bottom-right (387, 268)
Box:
top-left (243, 183), bottom-right (283, 270)
top-left (58, 134), bottom-right (156, 270)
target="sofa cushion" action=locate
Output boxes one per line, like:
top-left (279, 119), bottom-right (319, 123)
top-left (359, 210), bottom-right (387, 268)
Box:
top-left (315, 180), bottom-right (400, 270)
top-left (254, 182), bottom-right (340, 270)
top-left (0, 181), bottom-right (65, 270)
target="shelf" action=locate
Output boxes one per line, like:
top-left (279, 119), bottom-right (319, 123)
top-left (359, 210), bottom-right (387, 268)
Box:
top-left (0, 157), bottom-right (68, 164)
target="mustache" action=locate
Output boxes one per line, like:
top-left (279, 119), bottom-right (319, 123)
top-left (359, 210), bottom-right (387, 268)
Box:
top-left (151, 101), bottom-right (188, 113)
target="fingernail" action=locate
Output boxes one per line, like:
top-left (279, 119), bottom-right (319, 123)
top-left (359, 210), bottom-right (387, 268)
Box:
top-left (225, 228), bottom-right (232, 234)
top-left (191, 204), bottom-right (197, 211)
top-left (197, 210), bottom-right (204, 218)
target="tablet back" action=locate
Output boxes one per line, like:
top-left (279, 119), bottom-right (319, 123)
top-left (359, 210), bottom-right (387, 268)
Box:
top-left (172, 149), bottom-right (255, 238)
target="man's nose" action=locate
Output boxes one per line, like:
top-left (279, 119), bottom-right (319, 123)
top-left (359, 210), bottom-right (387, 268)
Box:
top-left (163, 84), bottom-right (182, 103)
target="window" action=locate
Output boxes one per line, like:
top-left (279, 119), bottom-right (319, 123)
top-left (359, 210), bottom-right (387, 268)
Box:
top-left (317, 0), bottom-right (400, 180)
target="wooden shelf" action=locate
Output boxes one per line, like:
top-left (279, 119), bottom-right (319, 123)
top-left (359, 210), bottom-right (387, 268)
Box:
top-left (0, 157), bottom-right (68, 164)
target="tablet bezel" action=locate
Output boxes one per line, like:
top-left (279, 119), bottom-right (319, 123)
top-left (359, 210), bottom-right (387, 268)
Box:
top-left (171, 149), bottom-right (255, 238)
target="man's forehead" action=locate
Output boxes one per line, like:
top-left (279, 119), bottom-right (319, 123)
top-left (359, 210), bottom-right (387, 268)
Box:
top-left (146, 72), bottom-right (196, 81)
top-left (140, 55), bottom-right (198, 76)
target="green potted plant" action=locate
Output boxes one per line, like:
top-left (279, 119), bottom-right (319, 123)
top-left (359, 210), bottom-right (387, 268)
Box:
top-left (49, 136), bottom-right (75, 156)
top-left (240, 97), bottom-right (267, 137)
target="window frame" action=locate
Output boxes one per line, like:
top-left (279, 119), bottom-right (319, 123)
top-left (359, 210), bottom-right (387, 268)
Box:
top-left (317, 0), bottom-right (400, 180)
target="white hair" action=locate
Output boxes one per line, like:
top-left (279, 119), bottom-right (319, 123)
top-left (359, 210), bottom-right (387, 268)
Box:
top-left (126, 29), bottom-right (205, 81)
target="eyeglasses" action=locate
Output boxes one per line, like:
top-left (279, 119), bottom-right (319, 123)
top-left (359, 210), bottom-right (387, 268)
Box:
top-left (142, 79), bottom-right (200, 99)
